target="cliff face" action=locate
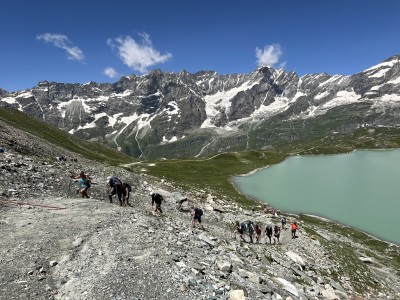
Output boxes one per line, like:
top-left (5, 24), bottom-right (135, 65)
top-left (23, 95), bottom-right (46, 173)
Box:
top-left (0, 119), bottom-right (399, 300)
top-left (1, 55), bottom-right (400, 159)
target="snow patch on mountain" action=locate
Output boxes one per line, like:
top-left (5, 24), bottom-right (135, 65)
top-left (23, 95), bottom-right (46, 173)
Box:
top-left (387, 76), bottom-right (400, 85)
top-left (365, 59), bottom-right (398, 72)
top-left (162, 135), bottom-right (178, 144)
top-left (108, 113), bottom-right (123, 127)
top-left (201, 79), bottom-right (261, 129)
top-left (1, 97), bottom-right (17, 105)
top-left (17, 91), bottom-right (34, 98)
top-left (314, 90), bottom-right (360, 116)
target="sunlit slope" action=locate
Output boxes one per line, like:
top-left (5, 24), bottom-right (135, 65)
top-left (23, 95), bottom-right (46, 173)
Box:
top-left (137, 151), bottom-right (288, 205)
top-left (0, 108), bottom-right (132, 165)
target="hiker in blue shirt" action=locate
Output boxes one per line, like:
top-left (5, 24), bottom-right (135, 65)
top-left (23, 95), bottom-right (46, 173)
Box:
top-left (71, 171), bottom-right (91, 198)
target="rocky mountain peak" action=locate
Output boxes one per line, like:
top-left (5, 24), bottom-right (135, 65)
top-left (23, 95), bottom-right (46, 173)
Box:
top-left (1, 54), bottom-right (400, 159)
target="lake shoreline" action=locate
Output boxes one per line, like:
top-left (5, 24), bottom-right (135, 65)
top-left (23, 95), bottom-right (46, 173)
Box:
top-left (232, 149), bottom-right (400, 245)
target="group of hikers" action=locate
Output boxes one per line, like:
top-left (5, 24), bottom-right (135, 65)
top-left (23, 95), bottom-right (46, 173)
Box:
top-left (70, 171), bottom-right (132, 207)
top-left (71, 171), bottom-right (299, 241)
top-left (233, 216), bottom-right (298, 244)
top-left (149, 190), bottom-right (204, 230)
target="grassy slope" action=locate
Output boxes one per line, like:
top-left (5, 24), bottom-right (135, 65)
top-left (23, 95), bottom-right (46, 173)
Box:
top-left (0, 108), bottom-right (133, 165)
top-left (300, 215), bottom-right (400, 294)
top-left (132, 150), bottom-right (288, 206)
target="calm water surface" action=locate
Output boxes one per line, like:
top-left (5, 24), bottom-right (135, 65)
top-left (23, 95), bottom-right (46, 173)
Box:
top-left (232, 150), bottom-right (400, 245)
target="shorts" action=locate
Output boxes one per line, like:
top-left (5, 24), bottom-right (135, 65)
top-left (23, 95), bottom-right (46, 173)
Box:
top-left (194, 216), bottom-right (202, 223)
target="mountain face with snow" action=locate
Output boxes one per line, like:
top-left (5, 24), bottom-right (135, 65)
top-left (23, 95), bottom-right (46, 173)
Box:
top-left (1, 55), bottom-right (400, 159)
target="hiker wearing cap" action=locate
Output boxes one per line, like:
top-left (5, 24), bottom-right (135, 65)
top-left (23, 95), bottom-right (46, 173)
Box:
top-left (150, 191), bottom-right (164, 213)
top-left (71, 171), bottom-right (91, 198)
top-left (108, 176), bottom-right (123, 206)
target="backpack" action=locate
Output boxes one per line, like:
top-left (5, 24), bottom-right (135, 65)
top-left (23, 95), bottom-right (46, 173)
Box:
top-left (154, 193), bottom-right (163, 202)
top-left (197, 208), bottom-right (203, 216)
top-left (274, 225), bottom-right (280, 234)
top-left (110, 177), bottom-right (122, 186)
top-left (240, 222), bottom-right (247, 232)
top-left (247, 221), bottom-right (254, 233)
top-left (266, 225), bottom-right (273, 235)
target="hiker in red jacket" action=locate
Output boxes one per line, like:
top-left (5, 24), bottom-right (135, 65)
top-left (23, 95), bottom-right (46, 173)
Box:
top-left (291, 221), bottom-right (298, 239)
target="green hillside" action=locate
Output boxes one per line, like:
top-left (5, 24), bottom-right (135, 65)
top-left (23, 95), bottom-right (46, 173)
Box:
top-left (131, 150), bottom-right (288, 206)
top-left (0, 108), bottom-right (133, 165)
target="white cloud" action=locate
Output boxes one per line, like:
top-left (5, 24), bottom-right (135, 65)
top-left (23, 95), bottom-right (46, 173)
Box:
top-left (37, 33), bottom-right (85, 61)
top-left (103, 67), bottom-right (119, 78)
top-left (107, 33), bottom-right (172, 73)
top-left (255, 43), bottom-right (283, 68)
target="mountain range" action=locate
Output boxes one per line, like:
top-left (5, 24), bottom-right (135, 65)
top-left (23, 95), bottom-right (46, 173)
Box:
top-left (1, 54), bottom-right (400, 159)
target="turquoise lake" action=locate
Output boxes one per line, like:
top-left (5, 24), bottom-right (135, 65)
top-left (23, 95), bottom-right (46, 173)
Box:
top-left (232, 150), bottom-right (400, 245)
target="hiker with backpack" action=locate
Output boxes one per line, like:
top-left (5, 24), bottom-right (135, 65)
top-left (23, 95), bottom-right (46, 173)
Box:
top-left (233, 221), bottom-right (245, 241)
top-left (122, 182), bottom-right (132, 207)
top-left (291, 221), bottom-right (298, 239)
top-left (273, 224), bottom-right (281, 244)
top-left (281, 216), bottom-right (287, 230)
top-left (150, 191), bottom-right (164, 213)
top-left (247, 220), bottom-right (255, 243)
top-left (254, 224), bottom-right (262, 243)
top-left (107, 176), bottom-right (123, 206)
top-left (191, 206), bottom-right (204, 229)
top-left (265, 224), bottom-right (273, 244)
top-left (71, 171), bottom-right (92, 199)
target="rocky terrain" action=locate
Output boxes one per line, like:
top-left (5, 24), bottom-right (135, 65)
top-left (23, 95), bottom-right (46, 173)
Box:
top-left (1, 55), bottom-right (400, 159)
top-left (1, 120), bottom-right (399, 300)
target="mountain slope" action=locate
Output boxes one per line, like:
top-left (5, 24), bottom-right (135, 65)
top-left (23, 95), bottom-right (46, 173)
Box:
top-left (0, 108), bottom-right (133, 165)
top-left (1, 55), bottom-right (400, 159)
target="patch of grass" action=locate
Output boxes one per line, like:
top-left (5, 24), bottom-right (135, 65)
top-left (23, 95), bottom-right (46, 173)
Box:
top-left (0, 108), bottom-right (132, 165)
top-left (132, 150), bottom-right (287, 206)
top-left (300, 214), bottom-right (399, 294)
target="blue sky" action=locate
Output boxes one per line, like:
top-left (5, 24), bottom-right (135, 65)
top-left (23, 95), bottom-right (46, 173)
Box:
top-left (1, 0), bottom-right (400, 92)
